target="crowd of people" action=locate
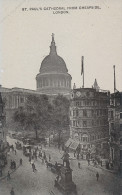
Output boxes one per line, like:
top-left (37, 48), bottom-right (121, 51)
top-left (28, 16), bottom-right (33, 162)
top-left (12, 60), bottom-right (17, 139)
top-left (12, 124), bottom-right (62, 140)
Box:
top-left (5, 139), bottom-right (103, 195)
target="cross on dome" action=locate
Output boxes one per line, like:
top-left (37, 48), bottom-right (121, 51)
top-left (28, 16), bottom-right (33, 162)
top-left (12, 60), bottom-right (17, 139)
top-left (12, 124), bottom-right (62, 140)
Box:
top-left (51, 33), bottom-right (55, 42)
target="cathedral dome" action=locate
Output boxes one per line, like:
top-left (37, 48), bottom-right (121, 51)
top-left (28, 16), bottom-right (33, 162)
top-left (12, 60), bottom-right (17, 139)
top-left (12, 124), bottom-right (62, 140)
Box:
top-left (36, 34), bottom-right (72, 97)
top-left (40, 54), bottom-right (68, 74)
top-left (39, 34), bottom-right (68, 74)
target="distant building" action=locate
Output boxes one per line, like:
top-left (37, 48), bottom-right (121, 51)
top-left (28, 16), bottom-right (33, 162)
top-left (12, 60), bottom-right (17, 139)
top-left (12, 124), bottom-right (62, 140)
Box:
top-left (69, 80), bottom-right (110, 159)
top-left (108, 91), bottom-right (122, 171)
top-left (0, 34), bottom-right (72, 125)
top-left (0, 92), bottom-right (7, 168)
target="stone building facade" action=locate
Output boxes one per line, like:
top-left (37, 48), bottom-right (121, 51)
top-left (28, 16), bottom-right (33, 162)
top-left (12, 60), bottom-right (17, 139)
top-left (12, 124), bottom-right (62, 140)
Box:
top-left (108, 91), bottom-right (122, 170)
top-left (69, 81), bottom-right (110, 158)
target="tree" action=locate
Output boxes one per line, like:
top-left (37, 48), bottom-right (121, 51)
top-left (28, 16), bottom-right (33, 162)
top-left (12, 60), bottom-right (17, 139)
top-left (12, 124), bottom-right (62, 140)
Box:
top-left (13, 94), bottom-right (52, 139)
top-left (52, 95), bottom-right (70, 148)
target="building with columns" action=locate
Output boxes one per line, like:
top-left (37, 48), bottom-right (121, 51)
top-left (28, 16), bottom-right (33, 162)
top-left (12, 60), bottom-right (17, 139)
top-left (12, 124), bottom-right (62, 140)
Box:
top-left (108, 91), bottom-right (122, 170)
top-left (0, 92), bottom-right (7, 168)
top-left (36, 34), bottom-right (72, 96)
top-left (69, 80), bottom-right (110, 159)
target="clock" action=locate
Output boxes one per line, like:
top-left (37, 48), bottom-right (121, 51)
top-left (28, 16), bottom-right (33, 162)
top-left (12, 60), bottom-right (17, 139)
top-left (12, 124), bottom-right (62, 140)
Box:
top-left (76, 91), bottom-right (81, 97)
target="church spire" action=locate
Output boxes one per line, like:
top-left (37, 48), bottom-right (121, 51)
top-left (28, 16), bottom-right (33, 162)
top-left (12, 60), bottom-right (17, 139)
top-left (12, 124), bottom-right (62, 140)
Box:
top-left (50, 33), bottom-right (57, 55)
top-left (92, 78), bottom-right (100, 91)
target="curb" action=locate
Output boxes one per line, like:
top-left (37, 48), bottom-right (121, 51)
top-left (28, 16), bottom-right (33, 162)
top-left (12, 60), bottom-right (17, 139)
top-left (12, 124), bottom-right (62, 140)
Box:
top-left (97, 165), bottom-right (118, 174)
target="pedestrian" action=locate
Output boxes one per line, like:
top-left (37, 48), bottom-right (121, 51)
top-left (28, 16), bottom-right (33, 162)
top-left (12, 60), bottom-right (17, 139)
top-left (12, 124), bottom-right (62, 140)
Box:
top-left (10, 187), bottom-right (15, 195)
top-left (33, 163), bottom-right (37, 172)
top-left (100, 160), bottom-right (102, 167)
top-left (7, 171), bottom-right (11, 180)
top-left (46, 161), bottom-right (48, 168)
top-left (49, 154), bottom-right (51, 162)
top-left (42, 158), bottom-right (44, 164)
top-left (74, 151), bottom-right (76, 157)
top-left (94, 161), bottom-right (97, 167)
top-left (13, 161), bottom-right (16, 169)
top-left (88, 159), bottom-right (90, 166)
top-left (14, 150), bottom-right (16, 155)
top-left (43, 152), bottom-right (46, 160)
top-left (20, 158), bottom-right (22, 165)
top-left (96, 172), bottom-right (99, 181)
top-left (56, 174), bottom-right (59, 182)
top-left (77, 153), bottom-right (79, 160)
top-left (10, 160), bottom-right (13, 169)
top-left (38, 151), bottom-right (41, 157)
top-left (12, 145), bottom-right (14, 152)
top-left (29, 156), bottom-right (31, 163)
top-left (78, 162), bottom-right (80, 169)
top-left (32, 163), bottom-right (34, 172)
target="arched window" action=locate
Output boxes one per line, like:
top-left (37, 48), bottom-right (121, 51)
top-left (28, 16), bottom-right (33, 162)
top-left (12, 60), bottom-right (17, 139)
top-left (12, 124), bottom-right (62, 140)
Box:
top-left (81, 134), bottom-right (88, 142)
top-left (74, 133), bottom-right (79, 140)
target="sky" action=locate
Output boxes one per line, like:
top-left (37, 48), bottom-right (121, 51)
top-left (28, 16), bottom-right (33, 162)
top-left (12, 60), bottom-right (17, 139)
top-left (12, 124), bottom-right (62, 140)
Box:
top-left (0, 0), bottom-right (122, 93)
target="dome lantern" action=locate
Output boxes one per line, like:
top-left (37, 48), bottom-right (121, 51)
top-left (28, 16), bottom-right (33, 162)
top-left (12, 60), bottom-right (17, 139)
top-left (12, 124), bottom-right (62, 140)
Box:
top-left (50, 33), bottom-right (57, 55)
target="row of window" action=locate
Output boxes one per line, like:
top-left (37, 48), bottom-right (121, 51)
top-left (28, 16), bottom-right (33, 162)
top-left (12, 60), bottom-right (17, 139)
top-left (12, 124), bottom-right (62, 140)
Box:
top-left (74, 133), bottom-right (104, 142)
top-left (7, 96), bottom-right (25, 108)
top-left (110, 123), bottom-right (122, 131)
top-left (72, 119), bottom-right (108, 127)
top-left (108, 111), bottom-right (122, 119)
top-left (75, 100), bottom-right (108, 107)
top-left (71, 109), bottom-right (108, 117)
top-left (37, 79), bottom-right (71, 88)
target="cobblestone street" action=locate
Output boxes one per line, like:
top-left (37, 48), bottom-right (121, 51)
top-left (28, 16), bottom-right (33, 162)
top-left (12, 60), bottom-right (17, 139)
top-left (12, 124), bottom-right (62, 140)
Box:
top-left (0, 137), bottom-right (120, 195)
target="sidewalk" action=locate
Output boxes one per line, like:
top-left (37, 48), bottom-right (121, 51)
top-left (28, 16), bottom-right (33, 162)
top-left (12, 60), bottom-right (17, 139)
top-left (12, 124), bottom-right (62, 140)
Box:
top-left (0, 150), bottom-right (20, 181)
top-left (97, 164), bottom-right (119, 174)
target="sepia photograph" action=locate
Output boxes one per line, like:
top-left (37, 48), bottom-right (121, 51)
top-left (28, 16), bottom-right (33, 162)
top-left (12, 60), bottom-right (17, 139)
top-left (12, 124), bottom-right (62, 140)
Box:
top-left (0, 0), bottom-right (122, 195)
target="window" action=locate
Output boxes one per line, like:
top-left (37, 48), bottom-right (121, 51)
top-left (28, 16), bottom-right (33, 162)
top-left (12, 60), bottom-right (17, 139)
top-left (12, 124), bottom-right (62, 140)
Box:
top-left (92, 120), bottom-right (94, 126)
top-left (73, 110), bottom-right (75, 116)
top-left (83, 110), bottom-right (87, 117)
top-left (20, 97), bottom-right (24, 103)
top-left (82, 134), bottom-right (88, 142)
top-left (110, 99), bottom-right (114, 106)
top-left (110, 111), bottom-right (114, 118)
top-left (111, 123), bottom-right (114, 130)
top-left (76, 110), bottom-right (79, 117)
top-left (120, 124), bottom-right (122, 131)
top-left (120, 113), bottom-right (122, 119)
top-left (83, 121), bottom-right (87, 127)
top-left (97, 119), bottom-right (99, 125)
top-left (76, 121), bottom-right (79, 127)
top-left (92, 110), bottom-right (94, 116)
top-left (73, 121), bottom-right (75, 127)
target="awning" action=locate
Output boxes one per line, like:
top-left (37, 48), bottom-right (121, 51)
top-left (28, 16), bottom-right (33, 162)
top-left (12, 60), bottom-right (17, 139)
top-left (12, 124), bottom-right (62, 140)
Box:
top-left (69, 141), bottom-right (79, 150)
top-left (65, 138), bottom-right (79, 150)
top-left (65, 138), bottom-right (73, 148)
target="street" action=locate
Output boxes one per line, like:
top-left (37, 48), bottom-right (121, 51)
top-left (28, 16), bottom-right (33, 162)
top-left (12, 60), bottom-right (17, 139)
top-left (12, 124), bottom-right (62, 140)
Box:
top-left (0, 136), bottom-right (120, 195)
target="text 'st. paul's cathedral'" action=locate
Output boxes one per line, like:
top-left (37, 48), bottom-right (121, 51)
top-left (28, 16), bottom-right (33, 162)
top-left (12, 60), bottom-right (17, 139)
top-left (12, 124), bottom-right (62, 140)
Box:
top-left (36, 34), bottom-right (72, 96)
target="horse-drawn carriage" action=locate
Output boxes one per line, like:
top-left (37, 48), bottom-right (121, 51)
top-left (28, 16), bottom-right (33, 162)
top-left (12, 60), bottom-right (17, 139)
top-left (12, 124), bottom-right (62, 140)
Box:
top-left (46, 162), bottom-right (63, 175)
top-left (23, 145), bottom-right (31, 157)
top-left (15, 141), bottom-right (22, 150)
